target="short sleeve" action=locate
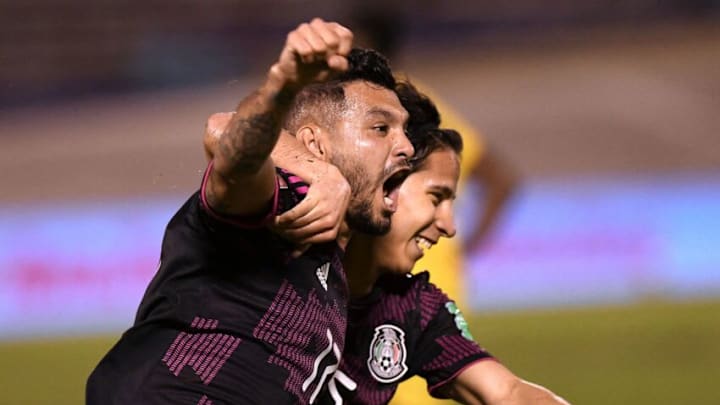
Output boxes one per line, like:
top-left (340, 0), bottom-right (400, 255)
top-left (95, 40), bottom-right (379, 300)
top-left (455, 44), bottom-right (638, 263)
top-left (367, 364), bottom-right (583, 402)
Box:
top-left (411, 283), bottom-right (494, 397)
top-left (199, 161), bottom-right (281, 228)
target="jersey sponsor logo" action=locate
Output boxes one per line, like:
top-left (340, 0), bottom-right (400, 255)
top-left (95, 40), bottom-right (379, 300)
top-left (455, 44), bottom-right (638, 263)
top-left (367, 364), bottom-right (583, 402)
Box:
top-left (316, 262), bottom-right (330, 291)
top-left (367, 324), bottom-right (408, 383)
top-left (445, 301), bottom-right (474, 341)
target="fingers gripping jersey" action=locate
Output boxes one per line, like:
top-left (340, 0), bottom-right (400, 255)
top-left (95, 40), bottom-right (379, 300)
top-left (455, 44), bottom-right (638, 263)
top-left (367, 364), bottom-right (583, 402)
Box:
top-left (318, 272), bottom-right (493, 405)
top-left (87, 169), bottom-right (347, 405)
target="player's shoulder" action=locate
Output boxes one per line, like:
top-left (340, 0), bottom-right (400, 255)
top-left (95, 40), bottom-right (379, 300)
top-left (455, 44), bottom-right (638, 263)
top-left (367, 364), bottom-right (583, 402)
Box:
top-left (166, 190), bottom-right (204, 228)
top-left (409, 271), bottom-right (448, 298)
top-left (401, 271), bottom-right (456, 331)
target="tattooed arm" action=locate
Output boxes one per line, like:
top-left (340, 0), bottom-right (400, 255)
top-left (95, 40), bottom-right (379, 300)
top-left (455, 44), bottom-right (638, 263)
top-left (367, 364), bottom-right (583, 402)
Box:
top-left (204, 85), bottom-right (291, 216)
top-left (205, 18), bottom-right (353, 216)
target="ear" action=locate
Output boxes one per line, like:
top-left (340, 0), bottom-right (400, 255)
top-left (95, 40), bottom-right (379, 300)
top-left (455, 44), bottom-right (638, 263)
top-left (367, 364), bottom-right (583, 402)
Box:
top-left (296, 125), bottom-right (330, 161)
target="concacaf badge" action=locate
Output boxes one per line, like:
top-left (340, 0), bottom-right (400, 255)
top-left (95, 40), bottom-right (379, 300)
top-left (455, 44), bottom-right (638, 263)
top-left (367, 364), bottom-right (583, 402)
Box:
top-left (367, 324), bottom-right (408, 383)
top-left (445, 301), bottom-right (474, 341)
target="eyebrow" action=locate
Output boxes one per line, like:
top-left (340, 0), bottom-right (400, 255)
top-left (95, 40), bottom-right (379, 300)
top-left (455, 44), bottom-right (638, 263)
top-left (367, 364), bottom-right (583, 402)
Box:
top-left (429, 184), bottom-right (456, 200)
top-left (366, 108), bottom-right (408, 124)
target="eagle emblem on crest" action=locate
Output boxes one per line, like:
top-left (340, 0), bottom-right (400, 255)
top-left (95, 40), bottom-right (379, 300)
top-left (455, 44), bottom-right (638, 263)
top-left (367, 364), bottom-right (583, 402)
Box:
top-left (367, 324), bottom-right (408, 383)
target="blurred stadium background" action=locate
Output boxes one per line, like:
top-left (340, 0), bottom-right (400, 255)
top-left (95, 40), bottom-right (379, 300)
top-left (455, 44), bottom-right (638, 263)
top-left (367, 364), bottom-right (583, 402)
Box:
top-left (1, 1), bottom-right (719, 404)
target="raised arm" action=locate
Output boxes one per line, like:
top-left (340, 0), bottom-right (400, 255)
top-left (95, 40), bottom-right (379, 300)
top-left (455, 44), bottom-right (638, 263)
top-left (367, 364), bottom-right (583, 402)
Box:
top-left (443, 360), bottom-right (571, 405)
top-left (204, 18), bottom-right (353, 217)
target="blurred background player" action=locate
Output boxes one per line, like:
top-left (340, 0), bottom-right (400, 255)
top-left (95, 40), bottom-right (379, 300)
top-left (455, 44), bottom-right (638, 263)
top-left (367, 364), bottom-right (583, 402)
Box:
top-left (350, 9), bottom-right (518, 404)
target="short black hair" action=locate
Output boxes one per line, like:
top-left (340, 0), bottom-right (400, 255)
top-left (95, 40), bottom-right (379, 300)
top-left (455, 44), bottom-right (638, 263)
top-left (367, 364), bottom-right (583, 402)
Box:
top-left (336, 48), bottom-right (396, 90)
top-left (395, 80), bottom-right (463, 168)
top-left (285, 48), bottom-right (396, 132)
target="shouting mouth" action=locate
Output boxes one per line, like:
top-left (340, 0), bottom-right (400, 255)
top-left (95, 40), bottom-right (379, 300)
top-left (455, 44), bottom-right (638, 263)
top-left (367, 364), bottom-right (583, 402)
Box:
top-left (382, 167), bottom-right (410, 212)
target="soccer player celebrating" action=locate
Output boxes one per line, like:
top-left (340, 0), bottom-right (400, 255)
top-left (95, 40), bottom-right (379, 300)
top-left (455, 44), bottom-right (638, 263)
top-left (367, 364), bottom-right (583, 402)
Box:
top-left (203, 82), bottom-right (570, 404)
top-left (321, 82), bottom-right (571, 405)
top-left (87, 19), bottom-right (414, 404)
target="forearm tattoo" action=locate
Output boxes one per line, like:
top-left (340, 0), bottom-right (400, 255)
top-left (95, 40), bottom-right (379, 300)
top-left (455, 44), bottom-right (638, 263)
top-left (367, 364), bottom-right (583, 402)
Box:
top-left (217, 87), bottom-right (293, 177)
top-left (218, 110), bottom-right (280, 176)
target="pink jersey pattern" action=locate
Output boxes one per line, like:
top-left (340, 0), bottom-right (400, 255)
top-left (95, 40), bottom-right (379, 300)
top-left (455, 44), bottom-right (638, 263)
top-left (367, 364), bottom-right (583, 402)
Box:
top-left (254, 280), bottom-right (346, 403)
top-left (197, 395), bottom-right (212, 405)
top-left (162, 316), bottom-right (242, 385)
top-left (418, 284), bottom-right (448, 330)
top-left (423, 334), bottom-right (484, 372)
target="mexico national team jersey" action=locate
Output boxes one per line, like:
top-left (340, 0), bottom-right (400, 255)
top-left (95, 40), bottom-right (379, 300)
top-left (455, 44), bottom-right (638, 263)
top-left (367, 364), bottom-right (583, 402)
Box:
top-left (318, 272), bottom-right (493, 405)
top-left (87, 167), bottom-right (347, 405)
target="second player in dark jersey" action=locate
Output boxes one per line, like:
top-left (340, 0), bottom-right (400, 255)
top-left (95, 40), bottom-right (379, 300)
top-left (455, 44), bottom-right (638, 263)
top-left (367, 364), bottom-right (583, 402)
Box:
top-left (316, 82), bottom-right (570, 404)
top-left (322, 272), bottom-right (493, 404)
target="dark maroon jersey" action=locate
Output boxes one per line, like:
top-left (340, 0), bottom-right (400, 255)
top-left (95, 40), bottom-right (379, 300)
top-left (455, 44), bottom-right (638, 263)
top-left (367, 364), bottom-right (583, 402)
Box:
top-left (318, 272), bottom-right (493, 405)
top-left (87, 168), bottom-right (347, 405)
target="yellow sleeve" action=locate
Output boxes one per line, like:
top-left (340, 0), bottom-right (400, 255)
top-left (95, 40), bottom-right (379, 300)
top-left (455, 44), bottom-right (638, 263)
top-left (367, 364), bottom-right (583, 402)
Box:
top-left (412, 80), bottom-right (486, 185)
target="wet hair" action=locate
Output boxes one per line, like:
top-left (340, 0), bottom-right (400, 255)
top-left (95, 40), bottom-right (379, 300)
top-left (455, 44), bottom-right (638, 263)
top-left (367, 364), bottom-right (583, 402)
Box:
top-left (395, 80), bottom-right (463, 168)
top-left (335, 48), bottom-right (396, 89)
top-left (284, 48), bottom-right (396, 133)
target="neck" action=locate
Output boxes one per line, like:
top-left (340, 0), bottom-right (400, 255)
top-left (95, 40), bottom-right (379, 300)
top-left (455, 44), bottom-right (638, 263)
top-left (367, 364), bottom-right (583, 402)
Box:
top-left (336, 221), bottom-right (352, 250)
top-left (343, 233), bottom-right (381, 298)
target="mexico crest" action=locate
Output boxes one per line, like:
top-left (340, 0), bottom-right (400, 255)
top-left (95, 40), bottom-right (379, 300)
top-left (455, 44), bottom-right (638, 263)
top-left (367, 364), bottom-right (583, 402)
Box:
top-left (367, 324), bottom-right (408, 383)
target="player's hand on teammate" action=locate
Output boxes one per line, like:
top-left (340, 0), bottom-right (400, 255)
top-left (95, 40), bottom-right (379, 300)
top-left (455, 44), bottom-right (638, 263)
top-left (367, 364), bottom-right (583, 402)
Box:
top-left (267, 18), bottom-right (354, 93)
top-left (203, 111), bottom-right (351, 256)
top-left (272, 162), bottom-right (351, 257)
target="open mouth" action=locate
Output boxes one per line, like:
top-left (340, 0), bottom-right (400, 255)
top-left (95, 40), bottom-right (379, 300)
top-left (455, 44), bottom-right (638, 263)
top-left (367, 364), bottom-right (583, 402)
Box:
top-left (382, 168), bottom-right (410, 212)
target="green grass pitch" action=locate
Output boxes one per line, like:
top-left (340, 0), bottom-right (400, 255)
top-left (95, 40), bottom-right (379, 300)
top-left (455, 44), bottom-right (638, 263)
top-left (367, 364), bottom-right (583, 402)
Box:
top-left (1, 298), bottom-right (718, 404)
